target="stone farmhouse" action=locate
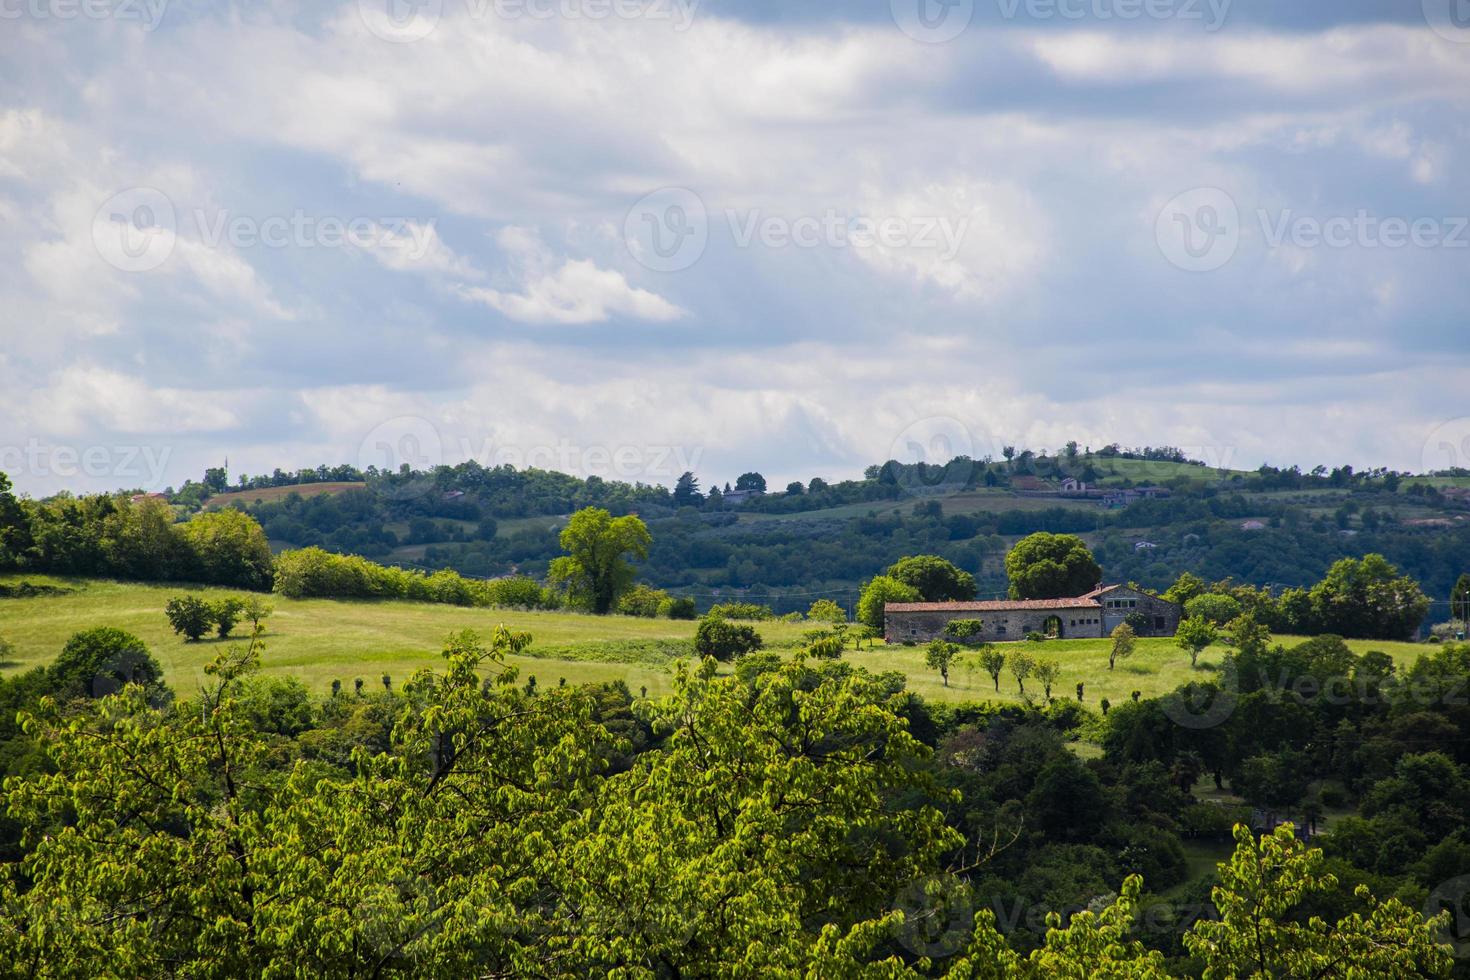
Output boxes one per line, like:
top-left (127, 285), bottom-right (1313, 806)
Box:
top-left (884, 584), bottom-right (1181, 644)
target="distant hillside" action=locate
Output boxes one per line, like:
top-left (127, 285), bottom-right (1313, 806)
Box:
top-left (160, 450), bottom-right (1470, 619)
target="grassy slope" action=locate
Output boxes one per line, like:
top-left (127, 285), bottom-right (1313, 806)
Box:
top-left (1, 577), bottom-right (1432, 708)
top-left (0, 577), bottom-right (808, 698)
top-left (205, 482), bottom-right (366, 509)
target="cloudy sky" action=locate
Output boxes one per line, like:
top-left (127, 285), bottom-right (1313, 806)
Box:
top-left (2, 0), bottom-right (1468, 496)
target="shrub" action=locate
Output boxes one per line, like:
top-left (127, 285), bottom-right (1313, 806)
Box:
top-left (694, 615), bottom-right (763, 661)
top-left (1185, 592), bottom-right (1243, 626)
top-left (212, 597), bottom-right (245, 638)
top-left (166, 595), bottom-right (217, 641)
top-left (707, 602), bottom-right (774, 621)
top-left (805, 634), bottom-right (846, 659)
top-left (943, 619), bottom-right (985, 644)
top-left (807, 599), bottom-right (846, 624)
top-left (663, 596), bottom-right (698, 620)
top-left (51, 627), bottom-right (166, 702)
top-left (618, 583), bottom-right (670, 618)
top-left (482, 575), bottom-right (556, 609)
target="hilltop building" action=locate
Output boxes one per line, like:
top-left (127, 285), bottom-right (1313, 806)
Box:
top-left (884, 584), bottom-right (1181, 644)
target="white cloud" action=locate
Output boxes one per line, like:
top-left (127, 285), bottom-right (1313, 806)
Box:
top-left (456, 227), bottom-right (684, 324)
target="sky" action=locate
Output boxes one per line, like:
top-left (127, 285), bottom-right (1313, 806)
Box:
top-left (1, 0), bottom-right (1468, 496)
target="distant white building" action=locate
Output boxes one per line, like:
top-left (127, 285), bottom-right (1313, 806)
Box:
top-left (1241, 520), bottom-right (1267, 531)
top-left (1134, 540), bottom-right (1157, 551)
top-left (722, 488), bottom-right (765, 506)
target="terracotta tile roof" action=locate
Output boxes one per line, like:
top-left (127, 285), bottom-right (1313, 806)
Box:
top-left (886, 597), bottom-right (1103, 612)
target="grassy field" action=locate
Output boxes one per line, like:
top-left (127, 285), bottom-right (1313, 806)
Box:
top-left (0, 577), bottom-right (1435, 706)
top-left (206, 482), bottom-right (365, 509)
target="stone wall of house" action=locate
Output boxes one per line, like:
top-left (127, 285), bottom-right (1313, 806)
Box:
top-left (1098, 586), bottom-right (1182, 637)
top-left (884, 606), bottom-right (1105, 644)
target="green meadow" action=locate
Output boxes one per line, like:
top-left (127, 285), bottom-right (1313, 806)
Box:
top-left (0, 575), bottom-right (1433, 705)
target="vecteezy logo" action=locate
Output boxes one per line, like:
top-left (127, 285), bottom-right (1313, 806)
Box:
top-left (1160, 666), bottom-right (1238, 731)
top-left (1422, 418), bottom-right (1470, 474)
top-left (357, 416), bottom-right (444, 500)
top-left (1424, 875), bottom-right (1470, 958)
top-left (93, 187), bottom-right (176, 273)
top-left (894, 875), bottom-right (973, 958)
top-left (1155, 187), bottom-right (1239, 272)
top-left (359, 0), bottom-right (442, 42)
top-left (890, 0), bottom-right (973, 43)
top-left (623, 187), bottom-right (708, 272)
top-left (886, 416), bottom-right (976, 498)
top-left (1423, 0), bottom-right (1470, 43)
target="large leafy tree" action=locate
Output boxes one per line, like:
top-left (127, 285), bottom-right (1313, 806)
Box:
top-left (1308, 553), bottom-right (1430, 640)
top-left (856, 575), bottom-right (921, 630)
top-left (548, 507), bottom-right (652, 614)
top-left (179, 508), bottom-right (274, 589)
top-left (1004, 532), bottom-right (1102, 600)
top-left (0, 471), bottom-right (31, 570)
top-left (887, 555), bottom-right (977, 602)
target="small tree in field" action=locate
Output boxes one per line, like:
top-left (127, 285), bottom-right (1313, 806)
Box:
top-left (694, 614), bottom-right (762, 661)
top-left (241, 595), bottom-right (274, 631)
top-left (925, 640), bottom-right (961, 687)
top-left (165, 595), bottom-right (216, 642)
top-left (1034, 658), bottom-right (1061, 700)
top-left (806, 599), bottom-right (846, 625)
top-left (1108, 622), bottom-right (1136, 670)
top-left (1009, 649), bottom-right (1036, 695)
top-left (212, 597), bottom-right (245, 638)
top-left (1176, 615), bottom-right (1218, 668)
top-left (977, 645), bottom-right (1006, 692)
top-left (943, 618), bottom-right (985, 645)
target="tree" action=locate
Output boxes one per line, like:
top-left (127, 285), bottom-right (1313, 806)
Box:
top-left (807, 477), bottom-right (828, 493)
top-left (50, 627), bottom-right (166, 702)
top-left (166, 595), bottom-right (217, 641)
top-left (1176, 615), bottom-right (1218, 668)
top-left (1162, 571), bottom-right (1207, 606)
top-left (886, 554), bottom-right (977, 602)
top-left (213, 597), bottom-right (245, 638)
top-left (977, 645), bottom-right (1006, 692)
top-left (1308, 553), bottom-right (1430, 640)
top-left (693, 615), bottom-right (762, 660)
top-left (0, 471), bottom-right (31, 569)
top-left (806, 598), bottom-right (846, 624)
top-left (1034, 658), bottom-right (1061, 700)
top-left (1108, 622), bottom-right (1136, 670)
top-left (1008, 649), bottom-right (1036, 694)
top-left (672, 471), bottom-right (702, 506)
top-left (241, 595), bottom-right (274, 631)
top-left (855, 575), bottom-right (920, 631)
top-left (178, 509), bottom-right (274, 589)
top-left (1004, 532), bottom-right (1102, 599)
top-left (734, 472), bottom-right (766, 493)
top-left (1185, 592), bottom-right (1243, 626)
top-left (547, 507), bottom-right (652, 614)
top-left (1451, 573), bottom-right (1470, 624)
top-left (924, 640), bottom-right (960, 687)
top-left (1184, 824), bottom-right (1451, 978)
top-left (202, 466), bottom-right (228, 494)
top-left (784, 481), bottom-right (804, 496)
top-left (943, 618), bottom-right (985, 644)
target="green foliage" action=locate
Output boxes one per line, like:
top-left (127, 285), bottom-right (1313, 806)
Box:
top-left (805, 633), bottom-right (846, 659)
top-left (1184, 824), bottom-right (1452, 978)
top-left (856, 575), bottom-right (921, 630)
top-left (1185, 592), bottom-right (1243, 625)
top-left (165, 594), bottom-right (217, 641)
top-left (693, 614), bottom-right (763, 661)
top-left (924, 639), bottom-right (961, 686)
top-left (1453, 573), bottom-right (1470, 624)
top-left (707, 601), bottom-right (775, 621)
top-left (1009, 648), bottom-right (1037, 694)
top-left (1005, 532), bottom-right (1102, 600)
top-left (179, 508), bottom-right (274, 590)
top-left (977, 645), bottom-right (1006, 691)
top-left (616, 582), bottom-right (670, 618)
top-left (50, 626), bottom-right (166, 702)
top-left (547, 507), bottom-right (652, 614)
top-left (886, 554), bottom-right (977, 601)
top-left (1108, 622), bottom-right (1136, 670)
top-left (1308, 553), bottom-right (1431, 640)
top-left (482, 575), bottom-right (557, 609)
top-left (942, 618), bottom-right (985, 643)
top-left (1175, 614), bottom-right (1218, 667)
top-left (213, 596), bottom-right (245, 638)
top-left (1033, 658), bottom-right (1062, 699)
top-left (663, 596), bottom-right (697, 620)
top-left (807, 598), bottom-right (847, 624)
